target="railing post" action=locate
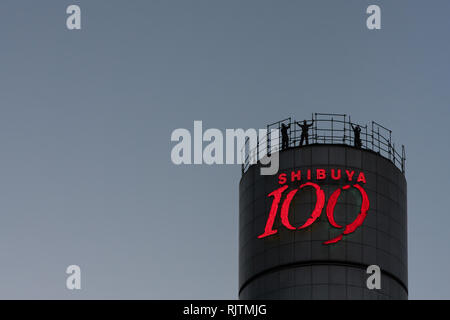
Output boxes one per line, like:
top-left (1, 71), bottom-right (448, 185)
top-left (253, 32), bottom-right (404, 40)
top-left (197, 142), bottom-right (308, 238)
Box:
top-left (371, 121), bottom-right (374, 151)
top-left (389, 131), bottom-right (392, 160)
top-left (314, 113), bottom-right (317, 144)
top-left (402, 145), bottom-right (406, 173)
top-left (343, 115), bottom-right (346, 144)
top-left (290, 120), bottom-right (293, 147)
top-left (389, 130), bottom-right (392, 153)
top-left (393, 143), bottom-right (396, 164)
top-left (364, 125), bottom-right (367, 149)
top-left (349, 116), bottom-right (352, 146)
top-left (378, 127), bottom-right (380, 153)
top-left (331, 117), bottom-right (333, 144)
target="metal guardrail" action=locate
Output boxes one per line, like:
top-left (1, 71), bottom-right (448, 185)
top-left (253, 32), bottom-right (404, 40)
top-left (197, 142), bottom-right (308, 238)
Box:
top-left (241, 113), bottom-right (406, 175)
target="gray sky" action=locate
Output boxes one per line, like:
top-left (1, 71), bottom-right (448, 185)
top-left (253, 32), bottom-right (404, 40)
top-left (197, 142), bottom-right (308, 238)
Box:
top-left (0, 0), bottom-right (448, 299)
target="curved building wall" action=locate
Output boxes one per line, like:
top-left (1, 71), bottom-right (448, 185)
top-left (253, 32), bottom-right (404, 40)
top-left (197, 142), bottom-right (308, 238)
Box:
top-left (239, 145), bottom-right (407, 300)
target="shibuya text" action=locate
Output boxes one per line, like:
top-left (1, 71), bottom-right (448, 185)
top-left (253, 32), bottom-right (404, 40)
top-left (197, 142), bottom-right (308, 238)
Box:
top-left (170, 121), bottom-right (280, 175)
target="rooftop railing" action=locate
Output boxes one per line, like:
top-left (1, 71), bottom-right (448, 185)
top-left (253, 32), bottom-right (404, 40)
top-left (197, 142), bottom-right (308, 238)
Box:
top-left (241, 113), bottom-right (406, 175)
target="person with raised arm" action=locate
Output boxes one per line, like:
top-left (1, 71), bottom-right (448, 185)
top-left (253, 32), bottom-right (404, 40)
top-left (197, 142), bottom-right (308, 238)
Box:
top-left (296, 120), bottom-right (314, 146)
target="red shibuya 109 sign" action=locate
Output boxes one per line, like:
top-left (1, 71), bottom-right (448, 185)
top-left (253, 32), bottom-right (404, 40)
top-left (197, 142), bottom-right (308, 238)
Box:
top-left (258, 168), bottom-right (369, 244)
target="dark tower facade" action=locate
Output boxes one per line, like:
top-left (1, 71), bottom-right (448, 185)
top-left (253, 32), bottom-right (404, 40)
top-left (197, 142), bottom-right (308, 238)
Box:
top-left (239, 114), bottom-right (407, 300)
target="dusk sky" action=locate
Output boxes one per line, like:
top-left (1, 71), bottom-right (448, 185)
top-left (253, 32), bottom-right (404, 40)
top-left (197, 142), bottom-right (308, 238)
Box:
top-left (0, 0), bottom-right (448, 299)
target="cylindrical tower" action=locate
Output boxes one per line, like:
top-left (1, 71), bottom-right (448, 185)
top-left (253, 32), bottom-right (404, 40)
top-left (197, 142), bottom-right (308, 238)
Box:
top-left (239, 116), bottom-right (407, 300)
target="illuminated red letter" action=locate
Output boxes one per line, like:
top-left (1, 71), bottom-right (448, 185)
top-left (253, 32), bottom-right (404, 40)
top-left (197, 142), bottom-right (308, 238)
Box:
top-left (279, 189), bottom-right (298, 230)
top-left (278, 173), bottom-right (287, 185)
top-left (291, 170), bottom-right (301, 182)
top-left (326, 188), bottom-right (343, 229)
top-left (357, 172), bottom-right (366, 184)
top-left (280, 182), bottom-right (325, 230)
top-left (345, 170), bottom-right (355, 181)
top-left (316, 169), bottom-right (326, 180)
top-left (258, 185), bottom-right (288, 238)
top-left (323, 184), bottom-right (370, 244)
top-left (331, 169), bottom-right (341, 180)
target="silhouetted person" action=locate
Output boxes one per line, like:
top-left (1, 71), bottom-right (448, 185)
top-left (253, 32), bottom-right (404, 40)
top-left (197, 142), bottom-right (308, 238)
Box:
top-left (351, 124), bottom-right (362, 148)
top-left (297, 120), bottom-right (313, 146)
top-left (281, 123), bottom-right (290, 150)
